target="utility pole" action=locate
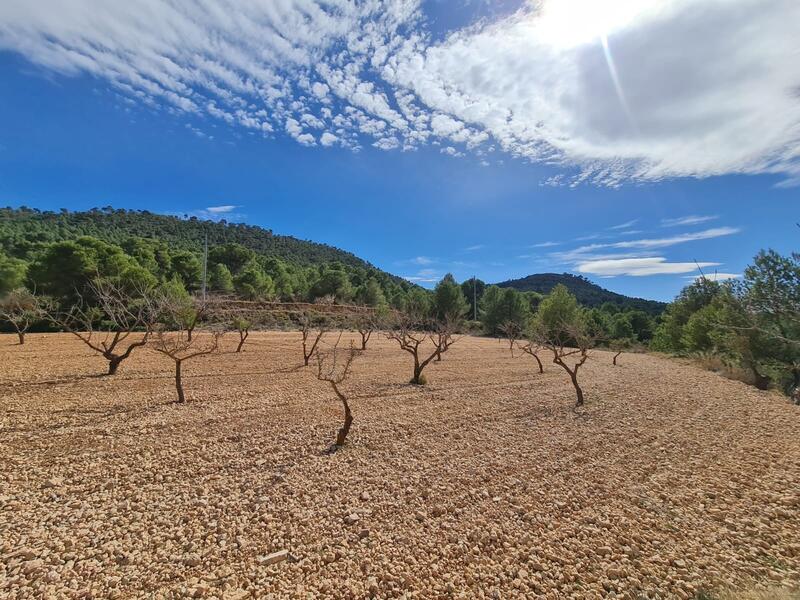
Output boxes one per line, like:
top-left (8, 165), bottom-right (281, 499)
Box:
top-left (473, 275), bottom-right (477, 321)
top-left (201, 231), bottom-right (208, 302)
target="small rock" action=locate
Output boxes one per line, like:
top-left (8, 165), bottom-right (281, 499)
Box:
top-left (344, 513), bottom-right (360, 525)
top-left (360, 491), bottom-right (371, 501)
top-left (259, 550), bottom-right (288, 566)
top-left (183, 553), bottom-right (202, 567)
top-left (42, 477), bottom-right (64, 489)
top-left (358, 529), bottom-right (370, 539)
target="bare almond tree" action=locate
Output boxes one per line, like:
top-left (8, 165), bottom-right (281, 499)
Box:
top-left (230, 309), bottom-right (254, 353)
top-left (499, 320), bottom-right (523, 353)
top-left (299, 311), bottom-right (327, 366)
top-left (152, 328), bottom-right (222, 403)
top-left (315, 334), bottom-right (361, 451)
top-left (0, 288), bottom-right (46, 345)
top-left (386, 318), bottom-right (456, 385)
top-left (433, 319), bottom-right (457, 362)
top-left (531, 323), bottom-right (594, 407)
top-left (518, 341), bottom-right (545, 374)
top-left (50, 279), bottom-right (158, 375)
top-left (609, 338), bottom-right (631, 366)
top-left (355, 313), bottom-right (378, 350)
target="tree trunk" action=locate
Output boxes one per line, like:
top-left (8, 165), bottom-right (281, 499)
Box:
top-left (236, 331), bottom-right (248, 353)
top-left (360, 332), bottom-right (369, 350)
top-left (570, 371), bottom-right (584, 406)
top-left (555, 356), bottom-right (584, 407)
top-left (175, 360), bottom-right (185, 403)
top-left (412, 360), bottom-right (423, 385)
top-left (304, 353), bottom-right (310, 366)
top-left (108, 357), bottom-right (121, 375)
top-left (532, 353), bottom-right (543, 374)
top-left (613, 351), bottom-right (622, 366)
top-left (187, 327), bottom-right (194, 342)
top-left (335, 396), bottom-right (353, 447)
top-left (435, 348), bottom-right (442, 362)
top-left (17, 331), bottom-right (25, 345)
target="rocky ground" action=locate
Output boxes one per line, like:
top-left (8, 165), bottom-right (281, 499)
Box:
top-left (1, 332), bottom-right (799, 599)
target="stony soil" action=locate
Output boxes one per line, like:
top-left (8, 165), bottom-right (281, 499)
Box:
top-left (1, 332), bottom-right (799, 599)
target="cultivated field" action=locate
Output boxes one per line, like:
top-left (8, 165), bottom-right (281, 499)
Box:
top-left (1, 332), bottom-right (799, 599)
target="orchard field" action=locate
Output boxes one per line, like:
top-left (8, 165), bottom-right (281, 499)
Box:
top-left (1, 332), bottom-right (799, 599)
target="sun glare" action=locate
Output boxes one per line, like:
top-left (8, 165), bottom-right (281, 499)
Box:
top-left (533, 0), bottom-right (662, 48)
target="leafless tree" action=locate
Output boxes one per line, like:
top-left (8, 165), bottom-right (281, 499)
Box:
top-left (299, 311), bottom-right (327, 366)
top-left (315, 334), bottom-right (361, 451)
top-left (609, 338), bottom-right (631, 366)
top-left (531, 323), bottom-right (595, 407)
top-left (433, 319), bottom-right (457, 362)
top-left (499, 320), bottom-right (523, 353)
top-left (49, 279), bottom-right (159, 375)
top-left (0, 288), bottom-right (46, 345)
top-left (386, 318), bottom-right (456, 384)
top-left (171, 296), bottom-right (206, 342)
top-left (517, 341), bottom-right (545, 374)
top-left (228, 308), bottom-right (257, 353)
top-left (152, 328), bottom-right (222, 403)
top-left (355, 312), bottom-right (379, 350)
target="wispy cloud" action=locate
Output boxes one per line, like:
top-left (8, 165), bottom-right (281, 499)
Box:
top-left (464, 244), bottom-right (485, 252)
top-left (529, 241), bottom-right (560, 248)
top-left (403, 268), bottom-right (441, 284)
top-left (411, 256), bottom-right (434, 266)
top-left (206, 205), bottom-right (239, 214)
top-left (661, 215), bottom-right (719, 227)
top-left (556, 227), bottom-right (740, 262)
top-left (609, 219), bottom-right (638, 230)
top-left (3, 0), bottom-right (799, 185)
top-left (577, 257), bottom-right (720, 277)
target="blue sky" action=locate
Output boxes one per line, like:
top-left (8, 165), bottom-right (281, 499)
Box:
top-left (0, 0), bottom-right (798, 302)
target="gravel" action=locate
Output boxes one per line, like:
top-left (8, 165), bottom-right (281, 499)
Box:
top-left (1, 332), bottom-right (799, 599)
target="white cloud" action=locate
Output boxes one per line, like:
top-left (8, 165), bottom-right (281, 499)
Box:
top-left (206, 205), bottom-right (238, 214)
top-left (530, 241), bottom-right (560, 248)
top-left (464, 244), bottom-right (484, 251)
top-left (609, 219), bottom-right (638, 230)
top-left (577, 257), bottom-right (719, 276)
top-left (320, 132), bottom-right (338, 146)
top-left (556, 226), bottom-right (740, 262)
top-left (661, 215), bottom-right (719, 227)
top-left (403, 267), bottom-right (440, 283)
top-left (2, 0), bottom-right (799, 184)
top-left (411, 256), bottom-right (433, 265)
top-left (684, 272), bottom-right (740, 281)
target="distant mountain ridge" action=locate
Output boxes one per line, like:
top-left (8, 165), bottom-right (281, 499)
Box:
top-left (495, 273), bottom-right (665, 315)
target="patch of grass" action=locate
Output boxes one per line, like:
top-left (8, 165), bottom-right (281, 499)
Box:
top-left (695, 587), bottom-right (800, 600)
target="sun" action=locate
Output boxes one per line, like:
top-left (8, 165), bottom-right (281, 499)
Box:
top-left (532, 0), bottom-right (662, 49)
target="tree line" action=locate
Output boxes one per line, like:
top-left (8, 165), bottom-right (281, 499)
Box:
top-left (651, 249), bottom-right (799, 401)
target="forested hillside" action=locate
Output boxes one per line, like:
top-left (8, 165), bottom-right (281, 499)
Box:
top-left (495, 273), bottom-right (665, 315)
top-left (0, 206), bottom-right (381, 270)
top-left (0, 206), bottom-right (413, 306)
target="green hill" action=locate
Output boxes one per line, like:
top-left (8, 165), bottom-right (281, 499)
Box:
top-left (495, 273), bottom-right (665, 315)
top-left (0, 206), bottom-right (416, 306)
top-left (0, 206), bottom-right (380, 270)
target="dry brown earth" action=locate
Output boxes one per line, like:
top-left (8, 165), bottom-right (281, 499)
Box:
top-left (1, 332), bottom-right (799, 599)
